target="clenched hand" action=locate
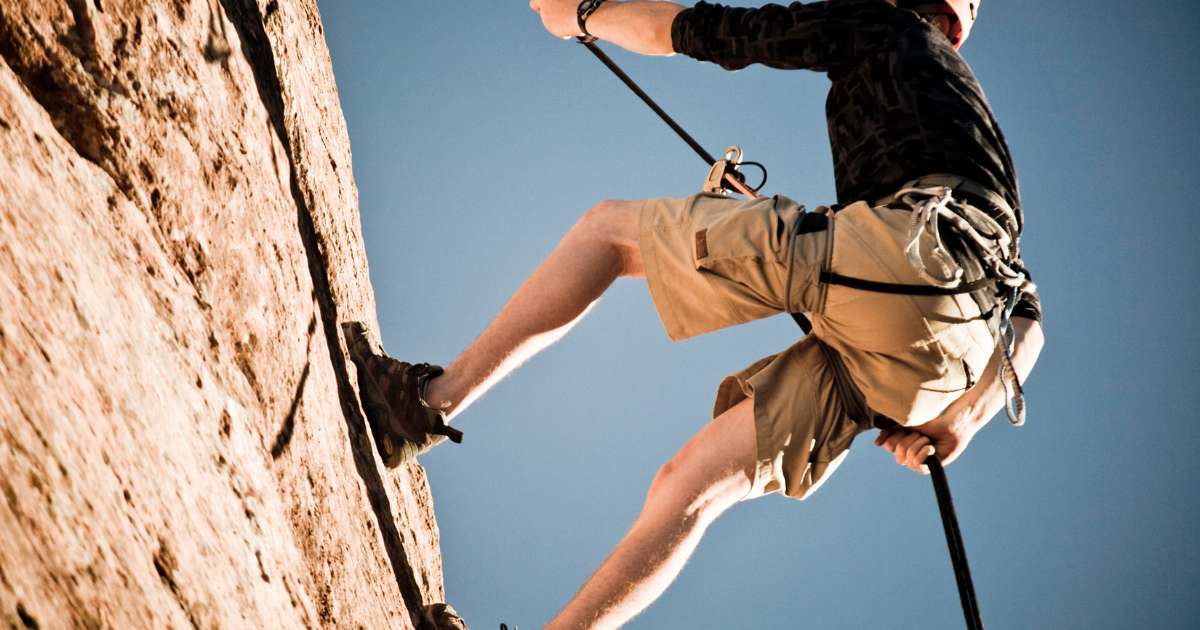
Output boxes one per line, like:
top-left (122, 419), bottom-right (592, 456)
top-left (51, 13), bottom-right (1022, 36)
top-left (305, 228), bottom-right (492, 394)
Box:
top-left (530, 0), bottom-right (584, 39)
top-left (874, 397), bottom-right (978, 475)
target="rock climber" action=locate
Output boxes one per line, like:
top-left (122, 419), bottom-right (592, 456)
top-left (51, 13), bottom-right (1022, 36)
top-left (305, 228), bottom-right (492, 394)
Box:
top-left (345, 1), bottom-right (1045, 627)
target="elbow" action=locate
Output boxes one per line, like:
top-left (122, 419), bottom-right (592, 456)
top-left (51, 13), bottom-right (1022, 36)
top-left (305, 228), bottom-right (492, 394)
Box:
top-left (649, 18), bottom-right (679, 56)
top-left (1014, 316), bottom-right (1046, 357)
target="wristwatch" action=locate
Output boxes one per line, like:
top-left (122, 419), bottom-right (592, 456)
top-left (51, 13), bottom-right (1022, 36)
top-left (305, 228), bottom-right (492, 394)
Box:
top-left (577, 0), bottom-right (609, 43)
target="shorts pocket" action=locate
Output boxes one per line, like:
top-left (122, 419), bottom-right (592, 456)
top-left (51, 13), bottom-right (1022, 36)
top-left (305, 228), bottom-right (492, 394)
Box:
top-left (800, 420), bottom-right (862, 500)
top-left (690, 198), bottom-right (792, 313)
top-left (918, 352), bottom-right (972, 394)
top-left (690, 195), bottom-right (788, 267)
top-left (925, 317), bottom-right (993, 395)
top-left (811, 408), bottom-right (863, 464)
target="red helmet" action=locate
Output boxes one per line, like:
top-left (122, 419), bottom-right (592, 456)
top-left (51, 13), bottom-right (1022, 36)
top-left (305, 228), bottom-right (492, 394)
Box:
top-left (942, 0), bottom-right (980, 49)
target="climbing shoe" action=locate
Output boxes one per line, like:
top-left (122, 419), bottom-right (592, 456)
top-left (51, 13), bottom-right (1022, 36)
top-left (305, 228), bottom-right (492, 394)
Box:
top-left (419, 603), bottom-right (469, 630)
top-left (342, 322), bottom-right (463, 467)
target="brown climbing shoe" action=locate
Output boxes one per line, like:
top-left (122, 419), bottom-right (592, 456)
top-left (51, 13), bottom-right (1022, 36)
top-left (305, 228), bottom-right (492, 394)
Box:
top-left (342, 322), bottom-right (463, 467)
top-left (420, 603), bottom-right (470, 630)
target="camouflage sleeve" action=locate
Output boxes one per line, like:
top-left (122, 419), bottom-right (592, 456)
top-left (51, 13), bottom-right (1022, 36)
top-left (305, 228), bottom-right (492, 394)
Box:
top-left (670, 0), bottom-right (898, 72)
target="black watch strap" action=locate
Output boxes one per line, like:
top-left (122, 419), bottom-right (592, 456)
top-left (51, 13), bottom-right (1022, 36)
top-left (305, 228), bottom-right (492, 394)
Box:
top-left (577, 0), bottom-right (608, 43)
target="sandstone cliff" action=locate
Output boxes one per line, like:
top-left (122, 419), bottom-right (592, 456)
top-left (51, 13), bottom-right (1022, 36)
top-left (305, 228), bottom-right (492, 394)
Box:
top-left (0, 1), bottom-right (444, 627)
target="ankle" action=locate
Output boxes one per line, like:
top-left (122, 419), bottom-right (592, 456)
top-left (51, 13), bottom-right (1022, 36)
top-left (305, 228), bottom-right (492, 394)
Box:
top-left (421, 374), bottom-right (455, 414)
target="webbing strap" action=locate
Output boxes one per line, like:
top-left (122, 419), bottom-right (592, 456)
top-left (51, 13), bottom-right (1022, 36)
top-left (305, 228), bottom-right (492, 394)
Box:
top-left (821, 272), bottom-right (994, 296)
top-left (789, 311), bottom-right (813, 335)
top-left (788, 269), bottom-right (993, 336)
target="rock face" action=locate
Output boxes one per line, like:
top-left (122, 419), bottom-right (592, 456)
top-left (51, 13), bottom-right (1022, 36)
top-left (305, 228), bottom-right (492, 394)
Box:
top-left (0, 1), bottom-right (443, 627)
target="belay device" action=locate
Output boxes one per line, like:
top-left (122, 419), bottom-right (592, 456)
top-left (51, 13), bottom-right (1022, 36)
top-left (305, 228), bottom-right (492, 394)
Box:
top-left (576, 37), bottom-right (987, 630)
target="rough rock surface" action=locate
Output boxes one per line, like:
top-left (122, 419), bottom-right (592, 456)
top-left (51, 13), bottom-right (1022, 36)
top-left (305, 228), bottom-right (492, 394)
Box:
top-left (0, 1), bottom-right (444, 627)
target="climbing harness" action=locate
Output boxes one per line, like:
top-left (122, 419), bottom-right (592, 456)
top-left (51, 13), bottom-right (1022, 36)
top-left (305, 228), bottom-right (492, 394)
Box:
top-left (575, 40), bottom-right (1031, 423)
top-left (573, 37), bottom-right (1034, 629)
top-left (879, 181), bottom-right (1033, 426)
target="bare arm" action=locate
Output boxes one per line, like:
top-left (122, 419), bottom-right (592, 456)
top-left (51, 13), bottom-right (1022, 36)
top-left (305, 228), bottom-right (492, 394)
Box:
top-left (533, 1), bottom-right (898, 72)
top-left (530, 0), bottom-right (685, 56)
top-left (948, 316), bottom-right (1045, 437)
top-left (877, 317), bottom-right (1046, 473)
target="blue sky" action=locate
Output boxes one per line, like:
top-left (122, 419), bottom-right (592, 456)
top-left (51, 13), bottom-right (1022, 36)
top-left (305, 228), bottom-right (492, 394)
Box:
top-left (318, 2), bottom-right (1200, 628)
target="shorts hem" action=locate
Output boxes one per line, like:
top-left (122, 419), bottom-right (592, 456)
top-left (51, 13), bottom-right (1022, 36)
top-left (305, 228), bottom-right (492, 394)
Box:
top-left (639, 199), bottom-right (690, 342)
top-left (639, 195), bottom-right (743, 342)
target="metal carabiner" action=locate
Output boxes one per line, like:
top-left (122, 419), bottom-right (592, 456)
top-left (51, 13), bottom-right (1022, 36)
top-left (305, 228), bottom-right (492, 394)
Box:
top-left (702, 146), bottom-right (748, 195)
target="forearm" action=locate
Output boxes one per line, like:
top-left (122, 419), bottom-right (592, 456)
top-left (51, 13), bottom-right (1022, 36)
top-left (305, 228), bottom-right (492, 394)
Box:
top-left (587, 1), bottom-right (685, 56)
top-left (957, 317), bottom-right (1046, 434)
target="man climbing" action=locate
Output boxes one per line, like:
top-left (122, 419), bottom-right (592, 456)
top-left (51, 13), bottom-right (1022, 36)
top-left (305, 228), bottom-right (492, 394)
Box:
top-left (345, 0), bottom-right (1045, 627)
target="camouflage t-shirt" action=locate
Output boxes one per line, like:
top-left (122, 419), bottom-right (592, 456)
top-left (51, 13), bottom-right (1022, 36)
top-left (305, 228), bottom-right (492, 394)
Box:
top-left (671, 0), bottom-right (1040, 321)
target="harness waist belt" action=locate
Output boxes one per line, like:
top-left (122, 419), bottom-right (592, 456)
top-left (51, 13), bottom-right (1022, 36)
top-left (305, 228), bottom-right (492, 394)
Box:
top-left (876, 173), bottom-right (1017, 228)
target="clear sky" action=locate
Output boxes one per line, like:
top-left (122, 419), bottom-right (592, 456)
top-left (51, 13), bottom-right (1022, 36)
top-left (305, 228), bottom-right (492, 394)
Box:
top-left (317, 2), bottom-right (1200, 628)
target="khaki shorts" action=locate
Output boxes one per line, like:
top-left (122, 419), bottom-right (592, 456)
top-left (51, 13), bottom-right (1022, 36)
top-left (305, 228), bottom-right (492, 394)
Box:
top-left (639, 192), bottom-right (995, 500)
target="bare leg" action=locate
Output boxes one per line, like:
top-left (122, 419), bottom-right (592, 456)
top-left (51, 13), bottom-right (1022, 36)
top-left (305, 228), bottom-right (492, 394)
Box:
top-left (424, 200), bottom-right (645, 420)
top-left (546, 398), bottom-right (762, 630)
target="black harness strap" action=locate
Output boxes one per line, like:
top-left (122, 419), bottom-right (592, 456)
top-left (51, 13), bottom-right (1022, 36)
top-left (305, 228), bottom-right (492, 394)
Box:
top-left (789, 311), bottom-right (814, 335)
top-left (822, 272), bottom-right (994, 296)
top-left (791, 273), bottom-right (992, 335)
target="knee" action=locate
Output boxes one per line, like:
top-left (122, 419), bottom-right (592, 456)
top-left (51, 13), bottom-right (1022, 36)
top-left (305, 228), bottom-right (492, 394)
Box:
top-left (648, 458), bottom-right (679, 499)
top-left (577, 199), bottom-right (643, 274)
top-left (578, 200), bottom-right (639, 246)
top-left (644, 459), bottom-right (692, 520)
top-left (645, 457), bottom-right (724, 523)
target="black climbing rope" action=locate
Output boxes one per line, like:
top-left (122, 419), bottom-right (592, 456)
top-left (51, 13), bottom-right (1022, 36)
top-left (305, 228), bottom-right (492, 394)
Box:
top-left (877, 417), bottom-right (985, 630)
top-left (576, 38), bottom-right (764, 198)
top-left (577, 36), bottom-right (801, 330)
top-left (928, 455), bottom-right (985, 630)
